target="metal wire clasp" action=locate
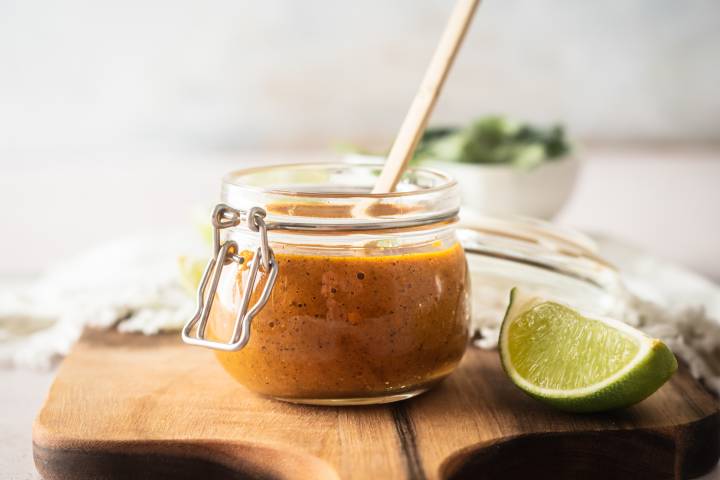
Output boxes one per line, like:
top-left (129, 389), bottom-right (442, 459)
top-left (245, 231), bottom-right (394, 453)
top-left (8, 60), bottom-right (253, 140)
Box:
top-left (182, 204), bottom-right (278, 351)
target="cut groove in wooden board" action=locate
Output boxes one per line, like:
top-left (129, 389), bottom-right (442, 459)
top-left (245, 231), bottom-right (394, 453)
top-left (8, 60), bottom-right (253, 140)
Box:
top-left (33, 330), bottom-right (719, 480)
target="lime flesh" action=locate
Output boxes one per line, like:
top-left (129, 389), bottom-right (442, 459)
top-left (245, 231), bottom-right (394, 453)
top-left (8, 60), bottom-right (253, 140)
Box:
top-left (500, 288), bottom-right (677, 413)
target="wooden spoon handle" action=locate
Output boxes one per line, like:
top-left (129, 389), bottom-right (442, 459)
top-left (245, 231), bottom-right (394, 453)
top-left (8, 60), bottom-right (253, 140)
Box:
top-left (372, 0), bottom-right (480, 194)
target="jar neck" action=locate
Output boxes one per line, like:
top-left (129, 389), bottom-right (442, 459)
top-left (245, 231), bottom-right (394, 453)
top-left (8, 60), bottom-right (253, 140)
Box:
top-left (260, 209), bottom-right (459, 233)
top-left (226, 218), bottom-right (460, 255)
top-left (221, 163), bottom-right (461, 233)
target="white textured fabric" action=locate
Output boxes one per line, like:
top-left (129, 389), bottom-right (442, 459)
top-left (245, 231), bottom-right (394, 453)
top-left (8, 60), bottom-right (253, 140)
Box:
top-left (603, 238), bottom-right (720, 394)
top-left (0, 234), bottom-right (198, 369)
top-left (1, 233), bottom-right (719, 395)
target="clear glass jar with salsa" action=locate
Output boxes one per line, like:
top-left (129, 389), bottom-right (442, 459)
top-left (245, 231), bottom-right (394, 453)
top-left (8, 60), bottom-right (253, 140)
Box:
top-left (183, 163), bottom-right (470, 405)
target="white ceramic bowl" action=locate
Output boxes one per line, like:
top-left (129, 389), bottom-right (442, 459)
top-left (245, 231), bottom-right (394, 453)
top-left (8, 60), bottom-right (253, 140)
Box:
top-left (342, 153), bottom-right (579, 220)
top-left (422, 156), bottom-right (580, 220)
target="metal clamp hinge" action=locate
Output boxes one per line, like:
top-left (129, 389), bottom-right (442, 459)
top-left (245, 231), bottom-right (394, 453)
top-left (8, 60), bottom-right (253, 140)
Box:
top-left (182, 204), bottom-right (278, 351)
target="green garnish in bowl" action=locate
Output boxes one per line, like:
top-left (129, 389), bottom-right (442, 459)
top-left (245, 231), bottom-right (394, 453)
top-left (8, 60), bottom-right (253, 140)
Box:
top-left (414, 115), bottom-right (571, 169)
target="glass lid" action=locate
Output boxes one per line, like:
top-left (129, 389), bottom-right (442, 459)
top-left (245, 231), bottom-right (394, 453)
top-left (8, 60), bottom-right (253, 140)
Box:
top-left (458, 211), bottom-right (632, 346)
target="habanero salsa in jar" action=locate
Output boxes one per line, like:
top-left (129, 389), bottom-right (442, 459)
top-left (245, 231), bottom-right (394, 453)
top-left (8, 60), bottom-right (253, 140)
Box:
top-left (183, 163), bottom-right (470, 405)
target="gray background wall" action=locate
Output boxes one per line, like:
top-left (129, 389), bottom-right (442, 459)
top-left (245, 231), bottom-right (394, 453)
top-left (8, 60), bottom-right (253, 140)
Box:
top-left (1, 0), bottom-right (719, 153)
top-left (1, 1), bottom-right (719, 280)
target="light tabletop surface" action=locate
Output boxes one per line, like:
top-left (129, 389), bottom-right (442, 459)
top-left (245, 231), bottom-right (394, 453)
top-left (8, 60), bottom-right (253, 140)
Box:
top-left (1, 146), bottom-right (719, 478)
top-left (1, 146), bottom-right (719, 281)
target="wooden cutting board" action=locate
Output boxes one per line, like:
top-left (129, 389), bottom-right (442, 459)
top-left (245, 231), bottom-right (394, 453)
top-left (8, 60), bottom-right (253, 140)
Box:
top-left (33, 330), bottom-right (719, 480)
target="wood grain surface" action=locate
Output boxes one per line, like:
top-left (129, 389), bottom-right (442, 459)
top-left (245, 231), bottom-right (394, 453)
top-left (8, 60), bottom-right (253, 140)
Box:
top-left (33, 330), bottom-right (719, 480)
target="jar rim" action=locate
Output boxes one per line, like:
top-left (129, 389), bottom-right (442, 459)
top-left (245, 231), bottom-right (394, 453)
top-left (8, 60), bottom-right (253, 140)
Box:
top-left (220, 162), bottom-right (461, 231)
top-left (222, 162), bottom-right (458, 199)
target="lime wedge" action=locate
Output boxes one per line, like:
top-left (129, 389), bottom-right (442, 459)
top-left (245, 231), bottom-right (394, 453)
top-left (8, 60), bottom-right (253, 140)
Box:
top-left (499, 288), bottom-right (677, 412)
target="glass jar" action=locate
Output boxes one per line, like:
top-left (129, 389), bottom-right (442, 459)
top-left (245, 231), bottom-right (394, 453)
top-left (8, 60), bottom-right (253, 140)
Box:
top-left (183, 163), bottom-right (470, 405)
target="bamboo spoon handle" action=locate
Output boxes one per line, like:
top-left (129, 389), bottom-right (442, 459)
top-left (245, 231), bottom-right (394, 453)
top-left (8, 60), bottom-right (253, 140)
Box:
top-left (372, 0), bottom-right (480, 194)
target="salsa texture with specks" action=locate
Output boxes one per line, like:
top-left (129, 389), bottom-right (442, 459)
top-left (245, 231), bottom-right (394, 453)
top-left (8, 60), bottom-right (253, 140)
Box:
top-left (208, 242), bottom-right (469, 401)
